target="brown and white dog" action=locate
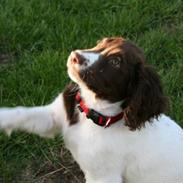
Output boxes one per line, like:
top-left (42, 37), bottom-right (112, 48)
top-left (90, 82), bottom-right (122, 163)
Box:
top-left (0, 37), bottom-right (183, 183)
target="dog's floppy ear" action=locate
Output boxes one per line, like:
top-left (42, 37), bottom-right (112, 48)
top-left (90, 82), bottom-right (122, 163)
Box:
top-left (123, 65), bottom-right (168, 130)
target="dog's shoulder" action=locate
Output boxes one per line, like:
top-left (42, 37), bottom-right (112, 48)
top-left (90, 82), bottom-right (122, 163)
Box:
top-left (63, 83), bottom-right (79, 125)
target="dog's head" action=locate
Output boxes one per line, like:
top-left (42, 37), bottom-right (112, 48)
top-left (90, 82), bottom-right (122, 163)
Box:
top-left (67, 37), bottom-right (168, 130)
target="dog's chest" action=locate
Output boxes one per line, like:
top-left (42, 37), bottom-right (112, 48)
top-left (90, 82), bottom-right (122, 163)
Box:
top-left (64, 115), bottom-right (105, 157)
top-left (64, 114), bottom-right (125, 171)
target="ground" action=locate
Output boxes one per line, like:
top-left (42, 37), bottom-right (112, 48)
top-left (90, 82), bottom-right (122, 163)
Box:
top-left (0, 0), bottom-right (183, 182)
top-left (20, 146), bottom-right (84, 183)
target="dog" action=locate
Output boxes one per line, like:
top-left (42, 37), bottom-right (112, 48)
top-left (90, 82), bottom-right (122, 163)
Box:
top-left (0, 37), bottom-right (183, 183)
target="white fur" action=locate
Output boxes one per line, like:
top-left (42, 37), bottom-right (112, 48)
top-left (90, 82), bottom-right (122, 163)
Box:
top-left (0, 53), bottom-right (183, 183)
top-left (76, 50), bottom-right (100, 66)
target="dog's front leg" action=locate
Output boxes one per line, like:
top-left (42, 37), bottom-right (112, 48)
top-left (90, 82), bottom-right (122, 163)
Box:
top-left (0, 95), bottom-right (64, 138)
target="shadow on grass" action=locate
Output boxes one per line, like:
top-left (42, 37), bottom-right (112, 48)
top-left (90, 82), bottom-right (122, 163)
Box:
top-left (21, 147), bottom-right (84, 183)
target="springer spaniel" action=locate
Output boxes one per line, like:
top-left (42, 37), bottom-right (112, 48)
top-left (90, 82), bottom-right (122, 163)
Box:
top-left (0, 37), bottom-right (183, 183)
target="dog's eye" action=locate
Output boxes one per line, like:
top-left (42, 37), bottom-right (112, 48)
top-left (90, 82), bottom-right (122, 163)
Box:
top-left (109, 57), bottom-right (121, 68)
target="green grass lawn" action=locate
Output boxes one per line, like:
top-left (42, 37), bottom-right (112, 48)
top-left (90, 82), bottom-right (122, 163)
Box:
top-left (0, 0), bottom-right (183, 182)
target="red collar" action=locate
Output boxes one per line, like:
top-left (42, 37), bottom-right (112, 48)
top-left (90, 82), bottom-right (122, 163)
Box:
top-left (75, 92), bottom-right (124, 128)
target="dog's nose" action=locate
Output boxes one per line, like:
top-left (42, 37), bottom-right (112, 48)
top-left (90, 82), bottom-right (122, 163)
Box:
top-left (71, 51), bottom-right (85, 65)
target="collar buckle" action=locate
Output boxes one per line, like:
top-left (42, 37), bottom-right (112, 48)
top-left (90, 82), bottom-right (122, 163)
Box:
top-left (86, 109), bottom-right (106, 126)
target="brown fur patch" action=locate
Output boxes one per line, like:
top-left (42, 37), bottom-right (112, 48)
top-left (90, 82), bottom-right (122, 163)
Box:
top-left (63, 83), bottom-right (79, 125)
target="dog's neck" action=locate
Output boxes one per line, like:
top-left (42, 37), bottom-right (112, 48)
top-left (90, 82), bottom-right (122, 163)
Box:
top-left (79, 85), bottom-right (123, 116)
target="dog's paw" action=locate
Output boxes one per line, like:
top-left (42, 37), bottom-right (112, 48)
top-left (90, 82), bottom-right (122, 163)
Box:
top-left (0, 121), bottom-right (13, 136)
top-left (0, 109), bottom-right (13, 136)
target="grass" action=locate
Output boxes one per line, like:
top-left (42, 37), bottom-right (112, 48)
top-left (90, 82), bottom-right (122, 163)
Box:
top-left (0, 0), bottom-right (183, 182)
